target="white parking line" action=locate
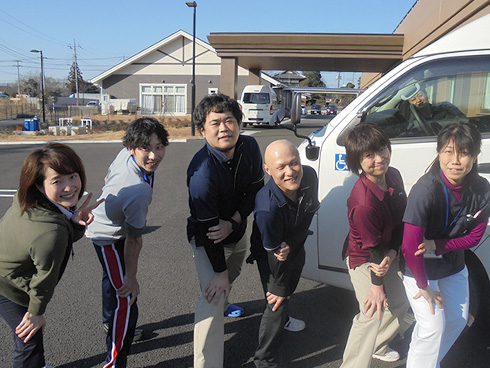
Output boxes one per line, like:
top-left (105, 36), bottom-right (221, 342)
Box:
top-left (240, 130), bottom-right (259, 136)
top-left (0, 189), bottom-right (17, 198)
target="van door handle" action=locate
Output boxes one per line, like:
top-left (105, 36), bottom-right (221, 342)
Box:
top-left (479, 163), bottom-right (490, 173)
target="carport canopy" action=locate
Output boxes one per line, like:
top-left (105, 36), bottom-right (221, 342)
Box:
top-left (207, 32), bottom-right (404, 98)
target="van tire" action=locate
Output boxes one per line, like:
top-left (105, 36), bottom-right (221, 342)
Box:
top-left (242, 123), bottom-right (247, 128)
top-left (464, 250), bottom-right (490, 332)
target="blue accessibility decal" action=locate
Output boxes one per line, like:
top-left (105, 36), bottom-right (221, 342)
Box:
top-left (335, 154), bottom-right (348, 171)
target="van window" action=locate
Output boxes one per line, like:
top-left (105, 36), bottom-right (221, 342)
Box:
top-left (242, 93), bottom-right (271, 104)
top-left (359, 55), bottom-right (490, 140)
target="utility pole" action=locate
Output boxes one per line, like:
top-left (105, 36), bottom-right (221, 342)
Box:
top-left (14, 60), bottom-right (21, 96)
top-left (69, 40), bottom-right (80, 106)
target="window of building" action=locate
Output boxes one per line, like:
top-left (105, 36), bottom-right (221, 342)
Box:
top-left (139, 84), bottom-right (187, 116)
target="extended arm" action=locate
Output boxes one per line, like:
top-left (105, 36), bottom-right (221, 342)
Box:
top-left (434, 219), bottom-right (488, 254)
top-left (117, 235), bottom-right (142, 305)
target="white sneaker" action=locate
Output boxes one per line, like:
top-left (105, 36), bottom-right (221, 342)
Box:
top-left (284, 316), bottom-right (305, 332)
top-left (372, 348), bottom-right (400, 362)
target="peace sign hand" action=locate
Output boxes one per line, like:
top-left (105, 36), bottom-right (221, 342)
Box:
top-left (72, 192), bottom-right (104, 226)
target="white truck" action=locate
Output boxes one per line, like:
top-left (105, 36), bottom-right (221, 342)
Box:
top-left (284, 14), bottom-right (490, 327)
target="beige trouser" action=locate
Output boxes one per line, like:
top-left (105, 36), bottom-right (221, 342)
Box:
top-left (340, 257), bottom-right (412, 368)
top-left (191, 235), bottom-right (248, 368)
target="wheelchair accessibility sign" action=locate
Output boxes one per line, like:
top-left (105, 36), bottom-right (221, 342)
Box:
top-left (335, 154), bottom-right (348, 171)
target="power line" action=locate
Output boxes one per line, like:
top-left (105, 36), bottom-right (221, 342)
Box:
top-left (0, 10), bottom-right (67, 47)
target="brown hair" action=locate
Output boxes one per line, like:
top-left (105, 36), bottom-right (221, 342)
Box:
top-left (428, 120), bottom-right (481, 187)
top-left (344, 123), bottom-right (392, 176)
top-left (18, 143), bottom-right (86, 214)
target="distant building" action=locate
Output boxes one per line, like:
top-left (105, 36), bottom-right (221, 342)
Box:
top-left (90, 30), bottom-right (279, 116)
top-left (273, 71), bottom-right (306, 87)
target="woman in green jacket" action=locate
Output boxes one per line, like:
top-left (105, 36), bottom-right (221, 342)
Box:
top-left (0, 143), bottom-right (102, 368)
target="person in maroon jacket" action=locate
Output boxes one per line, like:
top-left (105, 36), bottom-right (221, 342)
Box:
top-left (341, 123), bottom-right (412, 368)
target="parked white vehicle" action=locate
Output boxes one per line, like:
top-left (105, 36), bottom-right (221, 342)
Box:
top-left (288, 14), bottom-right (490, 326)
top-left (240, 85), bottom-right (281, 127)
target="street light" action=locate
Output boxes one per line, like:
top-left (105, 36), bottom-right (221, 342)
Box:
top-left (30, 49), bottom-right (46, 124)
top-left (186, 1), bottom-right (197, 136)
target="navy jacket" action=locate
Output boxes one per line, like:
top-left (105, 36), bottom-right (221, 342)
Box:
top-left (187, 135), bottom-right (264, 272)
top-left (251, 165), bottom-right (319, 297)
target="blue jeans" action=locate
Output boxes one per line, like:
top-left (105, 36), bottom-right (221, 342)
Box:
top-left (0, 294), bottom-right (45, 368)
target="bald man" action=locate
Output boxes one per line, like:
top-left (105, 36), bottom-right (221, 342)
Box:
top-left (250, 140), bottom-right (320, 368)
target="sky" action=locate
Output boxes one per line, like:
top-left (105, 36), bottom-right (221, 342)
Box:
top-left (0, 0), bottom-right (417, 90)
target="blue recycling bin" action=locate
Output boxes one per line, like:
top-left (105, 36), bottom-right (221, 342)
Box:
top-left (23, 118), bottom-right (40, 131)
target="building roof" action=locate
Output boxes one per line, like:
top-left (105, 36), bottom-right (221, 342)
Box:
top-left (90, 30), bottom-right (210, 84)
top-left (207, 32), bottom-right (405, 73)
top-left (90, 29), bottom-right (280, 86)
top-left (274, 70), bottom-right (306, 80)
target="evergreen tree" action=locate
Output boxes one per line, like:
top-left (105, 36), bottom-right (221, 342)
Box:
top-left (67, 61), bottom-right (83, 93)
top-left (299, 71), bottom-right (326, 88)
top-left (81, 80), bottom-right (100, 93)
top-left (66, 61), bottom-right (99, 94)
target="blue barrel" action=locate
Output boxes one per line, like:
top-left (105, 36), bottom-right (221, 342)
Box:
top-left (23, 119), bottom-right (30, 131)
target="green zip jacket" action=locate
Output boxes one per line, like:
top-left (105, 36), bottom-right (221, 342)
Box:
top-left (0, 194), bottom-right (85, 315)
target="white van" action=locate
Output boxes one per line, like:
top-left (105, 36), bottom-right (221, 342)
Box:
top-left (240, 85), bottom-right (280, 127)
top-left (293, 14), bottom-right (490, 326)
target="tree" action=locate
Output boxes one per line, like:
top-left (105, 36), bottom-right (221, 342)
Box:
top-left (67, 61), bottom-right (83, 94)
top-left (300, 71), bottom-right (326, 103)
top-left (23, 78), bottom-right (39, 97)
top-left (299, 71), bottom-right (326, 88)
top-left (21, 72), bottom-right (70, 99)
top-left (81, 80), bottom-right (100, 93)
top-left (66, 61), bottom-right (100, 94)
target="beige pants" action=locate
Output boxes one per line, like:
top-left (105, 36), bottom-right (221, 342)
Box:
top-left (191, 235), bottom-right (248, 368)
top-left (340, 257), bottom-right (412, 368)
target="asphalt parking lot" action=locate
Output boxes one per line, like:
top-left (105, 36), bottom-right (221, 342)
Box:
top-left (1, 116), bottom-right (490, 367)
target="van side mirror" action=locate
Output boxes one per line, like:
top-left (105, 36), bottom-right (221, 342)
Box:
top-left (270, 93), bottom-right (319, 161)
top-left (290, 93), bottom-right (302, 125)
top-left (306, 145), bottom-right (320, 160)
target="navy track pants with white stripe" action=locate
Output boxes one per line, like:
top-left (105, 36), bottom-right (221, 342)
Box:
top-left (94, 240), bottom-right (138, 368)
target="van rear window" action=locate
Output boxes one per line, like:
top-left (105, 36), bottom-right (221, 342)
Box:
top-left (243, 93), bottom-right (270, 104)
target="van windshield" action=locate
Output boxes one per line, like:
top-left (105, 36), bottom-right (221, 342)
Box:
top-left (243, 93), bottom-right (270, 104)
top-left (361, 55), bottom-right (490, 139)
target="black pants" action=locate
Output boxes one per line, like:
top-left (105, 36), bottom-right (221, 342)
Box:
top-left (0, 294), bottom-right (45, 368)
top-left (252, 255), bottom-right (289, 368)
top-left (254, 292), bottom-right (289, 368)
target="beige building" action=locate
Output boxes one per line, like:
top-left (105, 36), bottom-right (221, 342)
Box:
top-left (92, 0), bottom-right (490, 114)
top-left (90, 30), bottom-right (278, 116)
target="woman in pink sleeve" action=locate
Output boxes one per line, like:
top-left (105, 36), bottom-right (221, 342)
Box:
top-left (401, 121), bottom-right (490, 368)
